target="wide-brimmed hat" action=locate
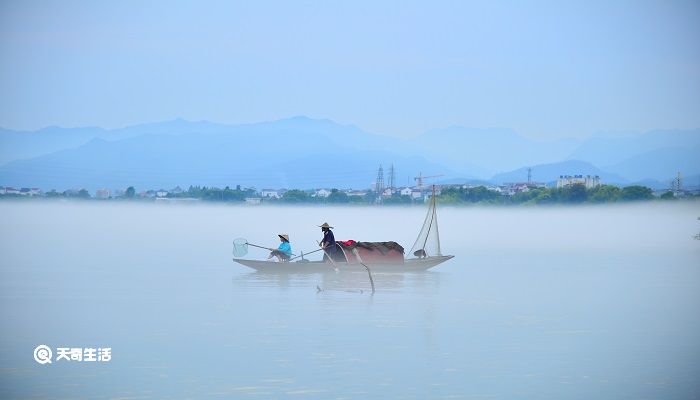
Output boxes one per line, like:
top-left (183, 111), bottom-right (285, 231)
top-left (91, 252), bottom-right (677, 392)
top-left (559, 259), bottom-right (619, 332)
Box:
top-left (278, 234), bottom-right (289, 242)
top-left (318, 222), bottom-right (333, 229)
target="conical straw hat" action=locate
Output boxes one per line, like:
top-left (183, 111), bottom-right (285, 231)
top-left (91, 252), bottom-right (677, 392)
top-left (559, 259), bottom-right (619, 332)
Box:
top-left (318, 222), bottom-right (333, 229)
top-left (278, 234), bottom-right (289, 241)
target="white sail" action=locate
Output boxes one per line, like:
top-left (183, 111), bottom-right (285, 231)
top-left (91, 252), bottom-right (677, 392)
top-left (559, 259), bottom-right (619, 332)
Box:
top-left (409, 186), bottom-right (442, 257)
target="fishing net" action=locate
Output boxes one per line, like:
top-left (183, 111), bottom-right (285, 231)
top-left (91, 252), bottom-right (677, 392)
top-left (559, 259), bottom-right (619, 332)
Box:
top-left (409, 194), bottom-right (441, 257)
top-left (232, 238), bottom-right (248, 257)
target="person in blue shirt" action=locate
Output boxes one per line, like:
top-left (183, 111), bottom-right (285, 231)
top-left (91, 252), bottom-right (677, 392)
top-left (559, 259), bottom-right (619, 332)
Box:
top-left (268, 234), bottom-right (292, 262)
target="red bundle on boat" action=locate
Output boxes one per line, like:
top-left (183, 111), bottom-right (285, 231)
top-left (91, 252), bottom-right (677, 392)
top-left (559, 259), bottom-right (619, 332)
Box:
top-left (336, 241), bottom-right (405, 264)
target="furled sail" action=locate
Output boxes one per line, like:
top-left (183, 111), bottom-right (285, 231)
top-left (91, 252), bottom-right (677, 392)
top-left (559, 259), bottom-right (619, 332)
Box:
top-left (409, 186), bottom-right (442, 257)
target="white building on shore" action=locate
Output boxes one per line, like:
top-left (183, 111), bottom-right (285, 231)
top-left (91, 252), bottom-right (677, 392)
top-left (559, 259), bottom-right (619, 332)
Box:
top-left (261, 189), bottom-right (281, 199)
top-left (245, 197), bottom-right (262, 205)
top-left (95, 189), bottom-right (111, 199)
top-left (314, 189), bottom-right (331, 198)
top-left (556, 175), bottom-right (601, 189)
top-left (345, 190), bottom-right (367, 197)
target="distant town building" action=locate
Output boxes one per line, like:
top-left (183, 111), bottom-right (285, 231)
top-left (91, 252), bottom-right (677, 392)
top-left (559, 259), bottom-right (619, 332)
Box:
top-left (345, 190), bottom-right (367, 197)
top-left (63, 188), bottom-right (82, 196)
top-left (95, 189), bottom-right (111, 199)
top-left (156, 190), bottom-right (168, 198)
top-left (244, 197), bottom-right (262, 205)
top-left (261, 189), bottom-right (281, 199)
top-left (557, 175), bottom-right (601, 189)
top-left (400, 187), bottom-right (412, 196)
top-left (498, 182), bottom-right (547, 196)
top-left (315, 189), bottom-right (331, 198)
top-left (19, 188), bottom-right (41, 196)
top-left (500, 183), bottom-right (530, 196)
top-left (155, 197), bottom-right (199, 203)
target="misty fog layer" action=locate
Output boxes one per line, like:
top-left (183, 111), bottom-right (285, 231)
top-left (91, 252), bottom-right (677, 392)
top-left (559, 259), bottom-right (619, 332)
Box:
top-left (1, 201), bottom-right (698, 399)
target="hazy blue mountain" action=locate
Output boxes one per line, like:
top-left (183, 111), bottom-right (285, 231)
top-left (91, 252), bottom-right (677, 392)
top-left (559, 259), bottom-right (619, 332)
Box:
top-left (0, 119), bottom-right (226, 165)
top-left (627, 173), bottom-right (700, 191)
top-left (0, 116), bottom-right (392, 166)
top-left (2, 117), bottom-right (698, 191)
top-left (567, 129), bottom-right (700, 167)
top-left (410, 127), bottom-right (581, 176)
top-left (490, 160), bottom-right (627, 185)
top-left (267, 151), bottom-right (462, 189)
top-left (629, 178), bottom-right (668, 191)
top-left (434, 177), bottom-right (494, 186)
top-left (681, 173), bottom-right (700, 191)
top-left (0, 119), bottom-right (462, 191)
top-left (603, 144), bottom-right (700, 182)
top-left (0, 126), bottom-right (106, 164)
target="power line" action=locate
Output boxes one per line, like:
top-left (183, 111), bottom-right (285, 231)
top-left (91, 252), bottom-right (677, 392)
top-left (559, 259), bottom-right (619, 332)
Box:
top-left (388, 164), bottom-right (395, 192)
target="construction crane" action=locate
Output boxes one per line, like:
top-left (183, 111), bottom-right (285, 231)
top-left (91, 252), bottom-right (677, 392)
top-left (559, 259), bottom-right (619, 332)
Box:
top-left (414, 173), bottom-right (443, 189)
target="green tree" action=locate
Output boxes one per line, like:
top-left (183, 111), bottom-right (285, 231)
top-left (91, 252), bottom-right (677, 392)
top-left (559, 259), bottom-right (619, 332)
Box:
top-left (588, 185), bottom-right (621, 203)
top-left (468, 186), bottom-right (501, 203)
top-left (560, 183), bottom-right (587, 203)
top-left (438, 186), bottom-right (502, 204)
top-left (125, 186), bottom-right (136, 198)
top-left (437, 188), bottom-right (461, 204)
top-left (532, 190), bottom-right (556, 204)
top-left (77, 189), bottom-right (91, 199)
top-left (282, 189), bottom-right (310, 203)
top-left (659, 191), bottom-right (676, 200)
top-left (510, 188), bottom-right (553, 204)
top-left (327, 189), bottom-right (349, 203)
top-left (620, 185), bottom-right (653, 201)
top-left (364, 190), bottom-right (379, 204)
top-left (511, 188), bottom-right (546, 204)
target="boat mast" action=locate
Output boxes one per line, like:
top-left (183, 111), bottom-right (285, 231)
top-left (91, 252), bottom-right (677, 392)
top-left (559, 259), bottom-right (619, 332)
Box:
top-left (432, 185), bottom-right (441, 256)
top-left (410, 184), bottom-right (442, 257)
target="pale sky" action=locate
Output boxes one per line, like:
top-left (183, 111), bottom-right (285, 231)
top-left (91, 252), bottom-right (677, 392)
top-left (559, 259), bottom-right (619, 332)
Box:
top-left (1, 0), bottom-right (698, 139)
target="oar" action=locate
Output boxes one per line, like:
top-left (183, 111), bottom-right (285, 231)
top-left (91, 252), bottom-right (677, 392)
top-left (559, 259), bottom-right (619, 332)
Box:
top-left (317, 241), bottom-right (340, 272)
top-left (289, 248), bottom-right (323, 261)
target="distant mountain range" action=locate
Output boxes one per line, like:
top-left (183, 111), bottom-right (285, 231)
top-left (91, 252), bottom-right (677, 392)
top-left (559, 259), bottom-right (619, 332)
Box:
top-left (0, 116), bottom-right (698, 191)
top-left (490, 160), bottom-right (628, 185)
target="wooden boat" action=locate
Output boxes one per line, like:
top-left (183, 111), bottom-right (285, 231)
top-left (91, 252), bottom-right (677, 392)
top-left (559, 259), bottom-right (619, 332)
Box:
top-left (232, 255), bottom-right (454, 272)
top-left (232, 186), bottom-right (453, 272)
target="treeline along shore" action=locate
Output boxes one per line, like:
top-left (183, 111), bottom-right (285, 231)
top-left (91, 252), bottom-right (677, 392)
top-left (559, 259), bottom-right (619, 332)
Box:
top-left (1, 183), bottom-right (698, 206)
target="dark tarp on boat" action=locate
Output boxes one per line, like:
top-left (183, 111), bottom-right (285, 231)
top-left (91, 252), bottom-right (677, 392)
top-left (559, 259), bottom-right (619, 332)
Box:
top-left (336, 240), bottom-right (405, 264)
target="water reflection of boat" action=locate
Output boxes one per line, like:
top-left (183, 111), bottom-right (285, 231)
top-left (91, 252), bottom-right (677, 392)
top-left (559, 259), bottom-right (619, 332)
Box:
top-left (232, 186), bottom-right (453, 272)
top-left (232, 270), bottom-right (442, 292)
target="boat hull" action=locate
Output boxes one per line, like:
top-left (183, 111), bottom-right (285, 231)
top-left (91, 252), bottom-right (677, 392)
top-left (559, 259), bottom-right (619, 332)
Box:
top-left (232, 255), bottom-right (454, 272)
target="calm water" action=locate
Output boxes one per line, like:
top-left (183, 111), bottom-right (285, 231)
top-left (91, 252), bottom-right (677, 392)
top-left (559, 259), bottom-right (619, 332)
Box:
top-left (1, 201), bottom-right (699, 399)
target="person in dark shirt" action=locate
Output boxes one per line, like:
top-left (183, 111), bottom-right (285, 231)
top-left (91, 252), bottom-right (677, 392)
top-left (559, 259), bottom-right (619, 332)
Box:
top-left (319, 222), bottom-right (338, 262)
